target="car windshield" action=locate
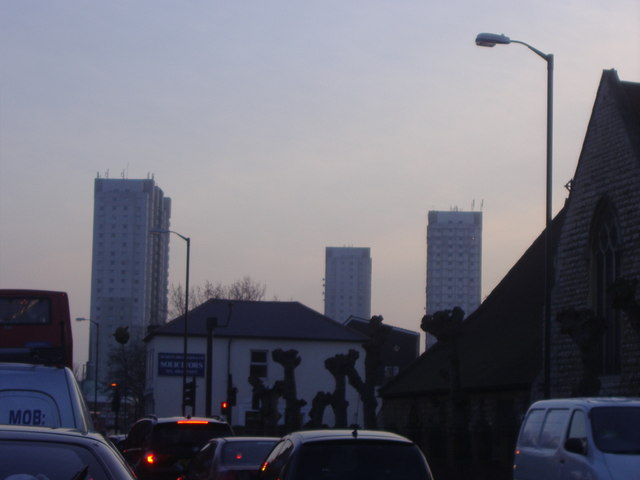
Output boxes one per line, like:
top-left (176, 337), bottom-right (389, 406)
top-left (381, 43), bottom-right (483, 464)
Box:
top-left (591, 406), bottom-right (640, 454)
top-left (220, 440), bottom-right (277, 466)
top-left (0, 441), bottom-right (110, 480)
top-left (150, 422), bottom-right (231, 449)
top-left (294, 440), bottom-right (430, 480)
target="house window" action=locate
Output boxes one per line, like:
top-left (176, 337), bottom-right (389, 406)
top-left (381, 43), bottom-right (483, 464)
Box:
top-left (589, 198), bottom-right (622, 375)
top-left (250, 350), bottom-right (268, 378)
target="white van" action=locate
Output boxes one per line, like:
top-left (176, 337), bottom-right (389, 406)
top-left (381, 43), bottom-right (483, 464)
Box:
top-left (513, 397), bottom-right (640, 480)
top-left (0, 363), bottom-right (94, 432)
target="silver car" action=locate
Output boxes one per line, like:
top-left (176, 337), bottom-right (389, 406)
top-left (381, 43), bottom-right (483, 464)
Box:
top-left (0, 362), bottom-right (94, 431)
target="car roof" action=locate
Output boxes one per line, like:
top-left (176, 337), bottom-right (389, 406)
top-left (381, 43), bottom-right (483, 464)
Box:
top-left (284, 429), bottom-right (415, 444)
top-left (211, 436), bottom-right (279, 442)
top-left (529, 397), bottom-right (640, 409)
top-left (0, 362), bottom-right (72, 375)
top-left (0, 424), bottom-right (108, 443)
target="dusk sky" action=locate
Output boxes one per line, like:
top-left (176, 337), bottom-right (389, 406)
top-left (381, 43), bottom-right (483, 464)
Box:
top-left (1, 1), bottom-right (639, 368)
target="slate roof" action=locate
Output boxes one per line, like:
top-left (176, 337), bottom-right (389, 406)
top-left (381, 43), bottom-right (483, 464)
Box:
top-left (345, 316), bottom-right (420, 368)
top-left (380, 207), bottom-right (566, 398)
top-left (595, 70), bottom-right (640, 157)
top-left (618, 78), bottom-right (640, 155)
top-left (147, 299), bottom-right (369, 343)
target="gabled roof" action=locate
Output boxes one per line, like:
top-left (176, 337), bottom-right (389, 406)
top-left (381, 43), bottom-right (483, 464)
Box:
top-left (380, 207), bottom-right (566, 397)
top-left (147, 299), bottom-right (369, 343)
top-left (344, 316), bottom-right (420, 338)
top-left (583, 70), bottom-right (640, 161)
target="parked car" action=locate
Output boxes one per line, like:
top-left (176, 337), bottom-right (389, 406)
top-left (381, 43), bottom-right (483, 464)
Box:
top-left (513, 397), bottom-right (640, 480)
top-left (185, 436), bottom-right (279, 480)
top-left (258, 429), bottom-right (434, 480)
top-left (0, 424), bottom-right (135, 480)
top-left (121, 416), bottom-right (234, 480)
top-left (0, 362), bottom-right (94, 431)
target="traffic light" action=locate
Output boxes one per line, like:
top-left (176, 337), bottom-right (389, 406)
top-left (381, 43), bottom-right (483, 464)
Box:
top-left (183, 380), bottom-right (196, 408)
top-left (228, 386), bottom-right (237, 406)
top-left (111, 383), bottom-right (121, 412)
top-left (220, 400), bottom-right (230, 417)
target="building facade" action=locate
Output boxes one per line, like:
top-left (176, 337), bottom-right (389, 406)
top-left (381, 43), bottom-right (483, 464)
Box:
top-left (323, 247), bottom-right (372, 322)
top-left (551, 69), bottom-right (640, 397)
top-left (426, 210), bottom-right (482, 346)
top-left (145, 300), bottom-right (369, 430)
top-left (379, 69), bottom-right (640, 480)
top-left (88, 176), bottom-right (171, 395)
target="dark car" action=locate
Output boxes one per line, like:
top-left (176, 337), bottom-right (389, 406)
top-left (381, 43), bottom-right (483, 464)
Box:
top-left (0, 424), bottom-right (135, 480)
top-left (185, 436), bottom-right (279, 480)
top-left (121, 416), bottom-right (234, 480)
top-left (259, 429), bottom-right (434, 480)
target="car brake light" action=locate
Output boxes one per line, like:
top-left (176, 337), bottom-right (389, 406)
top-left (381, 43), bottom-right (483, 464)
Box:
top-left (177, 420), bottom-right (209, 424)
top-left (145, 453), bottom-right (157, 464)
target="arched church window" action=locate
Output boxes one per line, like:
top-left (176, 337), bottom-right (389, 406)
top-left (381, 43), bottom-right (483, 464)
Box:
top-left (589, 197), bottom-right (622, 375)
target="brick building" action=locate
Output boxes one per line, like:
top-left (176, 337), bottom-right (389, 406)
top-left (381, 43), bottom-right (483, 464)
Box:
top-left (551, 69), bottom-right (640, 397)
top-left (378, 70), bottom-right (640, 480)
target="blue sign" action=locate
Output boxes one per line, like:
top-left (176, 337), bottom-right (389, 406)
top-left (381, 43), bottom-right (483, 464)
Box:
top-left (158, 353), bottom-right (205, 377)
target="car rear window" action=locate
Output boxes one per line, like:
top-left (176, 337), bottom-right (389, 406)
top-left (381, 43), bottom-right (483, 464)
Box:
top-left (0, 441), bottom-right (111, 480)
top-left (221, 440), bottom-right (277, 466)
top-left (0, 392), bottom-right (62, 427)
top-left (150, 422), bottom-right (232, 449)
top-left (294, 440), bottom-right (430, 480)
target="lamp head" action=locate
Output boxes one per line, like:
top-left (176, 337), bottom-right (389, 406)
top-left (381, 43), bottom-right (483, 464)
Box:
top-left (475, 32), bottom-right (511, 47)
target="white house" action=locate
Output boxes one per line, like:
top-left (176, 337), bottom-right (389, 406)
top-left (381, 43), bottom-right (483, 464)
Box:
top-left (144, 300), bottom-right (369, 429)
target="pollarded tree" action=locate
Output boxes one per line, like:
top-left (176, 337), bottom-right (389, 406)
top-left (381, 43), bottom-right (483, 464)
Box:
top-left (272, 349), bottom-right (306, 432)
top-left (420, 307), bottom-right (465, 404)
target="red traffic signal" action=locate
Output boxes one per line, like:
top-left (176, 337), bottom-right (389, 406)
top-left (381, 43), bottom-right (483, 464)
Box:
top-left (221, 401), bottom-right (230, 416)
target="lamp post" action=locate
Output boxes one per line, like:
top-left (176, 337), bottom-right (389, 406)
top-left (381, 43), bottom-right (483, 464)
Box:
top-left (76, 317), bottom-right (100, 418)
top-left (150, 228), bottom-right (191, 415)
top-left (475, 33), bottom-right (553, 399)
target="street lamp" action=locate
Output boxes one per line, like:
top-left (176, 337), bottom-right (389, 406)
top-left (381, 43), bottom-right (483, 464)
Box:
top-left (475, 32), bottom-right (554, 399)
top-left (150, 228), bottom-right (191, 415)
top-left (76, 317), bottom-right (99, 418)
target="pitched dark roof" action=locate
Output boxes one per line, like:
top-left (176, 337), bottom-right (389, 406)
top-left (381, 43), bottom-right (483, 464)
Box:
top-left (595, 70), bottom-right (640, 158)
top-left (619, 78), bottom-right (640, 156)
top-left (380, 207), bottom-right (566, 398)
top-left (147, 299), bottom-right (369, 343)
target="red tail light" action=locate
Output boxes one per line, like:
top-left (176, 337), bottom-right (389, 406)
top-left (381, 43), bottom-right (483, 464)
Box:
top-left (145, 453), bottom-right (157, 464)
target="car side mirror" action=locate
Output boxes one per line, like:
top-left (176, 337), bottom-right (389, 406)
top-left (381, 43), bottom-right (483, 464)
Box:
top-left (121, 448), bottom-right (144, 465)
top-left (565, 437), bottom-right (587, 455)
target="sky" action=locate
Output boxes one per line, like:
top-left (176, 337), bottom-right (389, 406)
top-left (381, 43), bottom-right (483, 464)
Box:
top-left (1, 0), bottom-right (639, 369)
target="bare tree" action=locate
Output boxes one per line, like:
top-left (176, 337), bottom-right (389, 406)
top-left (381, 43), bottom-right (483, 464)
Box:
top-left (106, 334), bottom-right (146, 424)
top-left (227, 276), bottom-right (267, 301)
top-left (169, 276), bottom-right (267, 319)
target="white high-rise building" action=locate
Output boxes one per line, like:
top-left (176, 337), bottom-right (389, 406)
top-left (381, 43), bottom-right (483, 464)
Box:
top-left (88, 176), bottom-right (171, 389)
top-left (426, 210), bottom-right (482, 346)
top-left (324, 247), bottom-right (372, 322)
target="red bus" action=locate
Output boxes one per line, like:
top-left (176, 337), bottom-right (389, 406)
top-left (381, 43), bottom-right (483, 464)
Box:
top-left (0, 290), bottom-right (73, 368)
